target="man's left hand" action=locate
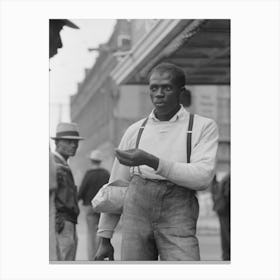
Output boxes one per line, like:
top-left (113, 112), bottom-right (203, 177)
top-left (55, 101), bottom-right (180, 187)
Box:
top-left (115, 148), bottom-right (159, 170)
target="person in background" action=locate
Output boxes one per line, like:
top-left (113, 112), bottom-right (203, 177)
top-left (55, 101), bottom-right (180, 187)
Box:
top-left (95, 62), bottom-right (219, 261)
top-left (49, 19), bottom-right (79, 261)
top-left (49, 19), bottom-right (79, 58)
top-left (51, 122), bottom-right (84, 261)
top-left (211, 173), bottom-right (230, 260)
top-left (78, 150), bottom-right (110, 260)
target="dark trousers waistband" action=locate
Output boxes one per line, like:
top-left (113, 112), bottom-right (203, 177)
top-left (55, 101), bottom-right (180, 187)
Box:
top-left (131, 174), bottom-right (196, 195)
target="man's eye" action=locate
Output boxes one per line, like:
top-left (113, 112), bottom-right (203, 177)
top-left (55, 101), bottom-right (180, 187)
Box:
top-left (165, 86), bottom-right (172, 92)
top-left (150, 86), bottom-right (157, 92)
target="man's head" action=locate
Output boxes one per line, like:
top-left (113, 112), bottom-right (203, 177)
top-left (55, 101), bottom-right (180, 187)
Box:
top-left (51, 122), bottom-right (84, 160)
top-left (148, 63), bottom-right (186, 120)
top-left (89, 150), bottom-right (103, 165)
top-left (49, 19), bottom-right (79, 58)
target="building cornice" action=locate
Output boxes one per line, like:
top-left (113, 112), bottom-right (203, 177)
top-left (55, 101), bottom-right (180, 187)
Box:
top-left (110, 19), bottom-right (204, 85)
top-left (71, 54), bottom-right (117, 121)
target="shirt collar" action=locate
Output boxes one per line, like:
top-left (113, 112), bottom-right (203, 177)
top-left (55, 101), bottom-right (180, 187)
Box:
top-left (53, 151), bottom-right (68, 165)
top-left (91, 165), bottom-right (101, 170)
top-left (149, 104), bottom-right (188, 122)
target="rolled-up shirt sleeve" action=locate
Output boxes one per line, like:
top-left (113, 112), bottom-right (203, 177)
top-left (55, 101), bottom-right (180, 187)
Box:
top-left (97, 212), bottom-right (121, 238)
top-left (97, 156), bottom-right (129, 238)
top-left (97, 126), bottom-right (133, 238)
top-left (155, 119), bottom-right (219, 190)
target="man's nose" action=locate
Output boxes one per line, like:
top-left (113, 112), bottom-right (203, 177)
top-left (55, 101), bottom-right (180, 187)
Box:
top-left (70, 141), bottom-right (78, 148)
top-left (57, 36), bottom-right (63, 49)
top-left (155, 87), bottom-right (165, 97)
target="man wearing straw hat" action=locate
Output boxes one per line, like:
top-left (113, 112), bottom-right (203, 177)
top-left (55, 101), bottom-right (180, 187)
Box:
top-left (51, 122), bottom-right (84, 261)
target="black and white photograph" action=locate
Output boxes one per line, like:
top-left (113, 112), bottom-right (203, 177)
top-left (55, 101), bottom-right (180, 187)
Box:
top-left (1, 0), bottom-right (280, 279)
top-left (49, 19), bottom-right (231, 262)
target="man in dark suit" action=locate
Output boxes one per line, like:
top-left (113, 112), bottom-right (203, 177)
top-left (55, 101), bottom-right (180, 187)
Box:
top-left (211, 173), bottom-right (230, 260)
top-left (51, 122), bottom-right (84, 261)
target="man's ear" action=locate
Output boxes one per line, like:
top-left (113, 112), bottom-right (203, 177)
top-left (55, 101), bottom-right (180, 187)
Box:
top-left (55, 140), bottom-right (62, 152)
top-left (179, 87), bottom-right (192, 107)
top-left (179, 86), bottom-right (186, 95)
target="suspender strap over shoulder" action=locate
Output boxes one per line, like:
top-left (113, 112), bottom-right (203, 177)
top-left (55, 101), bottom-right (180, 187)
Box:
top-left (133, 113), bottom-right (194, 174)
top-left (187, 114), bottom-right (194, 163)
top-left (134, 117), bottom-right (149, 175)
top-left (135, 117), bottom-right (149, 148)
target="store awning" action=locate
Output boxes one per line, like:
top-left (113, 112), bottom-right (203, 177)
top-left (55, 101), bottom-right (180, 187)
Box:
top-left (111, 19), bottom-right (230, 85)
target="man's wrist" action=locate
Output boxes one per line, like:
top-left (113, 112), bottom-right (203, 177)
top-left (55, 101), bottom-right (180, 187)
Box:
top-left (97, 229), bottom-right (114, 239)
top-left (100, 237), bottom-right (111, 245)
top-left (147, 154), bottom-right (159, 170)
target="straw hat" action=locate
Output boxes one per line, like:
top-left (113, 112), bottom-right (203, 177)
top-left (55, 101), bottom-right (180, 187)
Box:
top-left (61, 19), bottom-right (79, 29)
top-left (89, 150), bottom-right (103, 161)
top-left (50, 19), bottom-right (79, 29)
top-left (51, 122), bottom-right (84, 140)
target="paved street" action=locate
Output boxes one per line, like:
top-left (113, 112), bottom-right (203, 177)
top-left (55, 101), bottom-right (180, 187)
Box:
top-left (76, 208), bottom-right (222, 261)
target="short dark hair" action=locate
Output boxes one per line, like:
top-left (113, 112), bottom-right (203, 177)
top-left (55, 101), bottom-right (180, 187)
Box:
top-left (149, 62), bottom-right (186, 88)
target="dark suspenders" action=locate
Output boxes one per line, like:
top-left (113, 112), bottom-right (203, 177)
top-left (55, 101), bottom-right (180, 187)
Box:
top-left (135, 117), bottom-right (149, 149)
top-left (133, 117), bottom-right (149, 175)
top-left (187, 113), bottom-right (194, 163)
top-left (134, 113), bottom-right (195, 171)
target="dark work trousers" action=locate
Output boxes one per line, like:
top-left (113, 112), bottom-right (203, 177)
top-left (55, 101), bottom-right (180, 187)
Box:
top-left (218, 214), bottom-right (230, 260)
top-left (49, 191), bottom-right (57, 261)
top-left (56, 220), bottom-right (78, 261)
top-left (121, 175), bottom-right (200, 261)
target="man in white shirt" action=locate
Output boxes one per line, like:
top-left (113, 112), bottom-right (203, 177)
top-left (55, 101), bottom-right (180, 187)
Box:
top-left (95, 63), bottom-right (219, 261)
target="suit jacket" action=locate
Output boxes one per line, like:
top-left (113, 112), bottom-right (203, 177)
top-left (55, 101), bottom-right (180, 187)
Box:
top-left (53, 152), bottom-right (80, 228)
top-left (78, 168), bottom-right (110, 205)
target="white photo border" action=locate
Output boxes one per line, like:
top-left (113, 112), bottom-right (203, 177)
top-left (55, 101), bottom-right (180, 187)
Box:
top-left (0, 0), bottom-right (279, 279)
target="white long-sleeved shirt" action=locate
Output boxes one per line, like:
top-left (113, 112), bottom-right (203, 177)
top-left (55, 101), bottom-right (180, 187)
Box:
top-left (98, 105), bottom-right (219, 238)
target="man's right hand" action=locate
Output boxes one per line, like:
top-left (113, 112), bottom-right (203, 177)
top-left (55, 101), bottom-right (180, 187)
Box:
top-left (94, 237), bottom-right (114, 260)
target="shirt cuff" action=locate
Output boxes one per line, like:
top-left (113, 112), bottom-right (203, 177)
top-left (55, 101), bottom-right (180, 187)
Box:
top-left (155, 158), bottom-right (173, 178)
top-left (97, 229), bottom-right (114, 239)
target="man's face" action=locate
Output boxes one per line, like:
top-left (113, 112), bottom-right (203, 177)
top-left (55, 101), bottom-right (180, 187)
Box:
top-left (49, 23), bottom-right (63, 58)
top-left (149, 71), bottom-right (182, 117)
top-left (56, 139), bottom-right (79, 159)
